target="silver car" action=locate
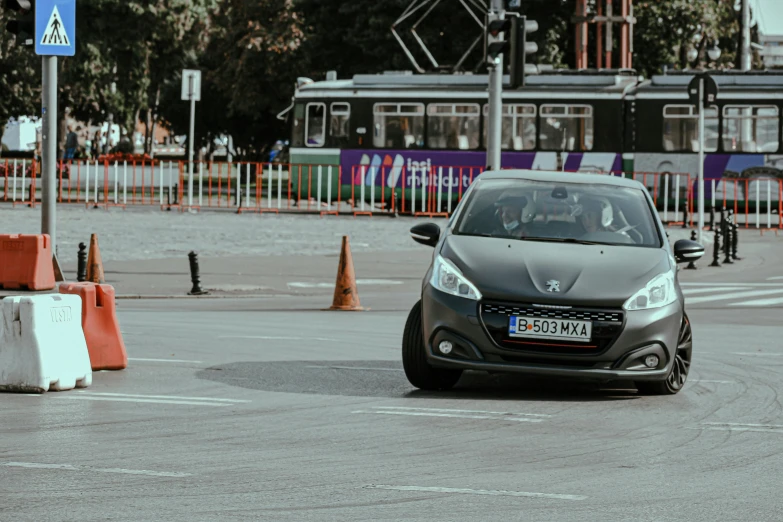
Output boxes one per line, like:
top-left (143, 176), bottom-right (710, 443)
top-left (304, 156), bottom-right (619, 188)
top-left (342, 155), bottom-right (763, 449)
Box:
top-left (403, 170), bottom-right (704, 395)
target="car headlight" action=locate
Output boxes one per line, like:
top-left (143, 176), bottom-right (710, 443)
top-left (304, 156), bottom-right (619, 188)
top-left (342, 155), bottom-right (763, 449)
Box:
top-left (430, 255), bottom-right (482, 301)
top-left (623, 271), bottom-right (677, 311)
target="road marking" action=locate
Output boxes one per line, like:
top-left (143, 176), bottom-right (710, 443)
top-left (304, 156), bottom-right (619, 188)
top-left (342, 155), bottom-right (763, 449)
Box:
top-left (702, 422), bottom-right (783, 428)
top-left (0, 462), bottom-right (191, 478)
top-left (766, 276), bottom-right (783, 280)
top-left (375, 406), bottom-right (551, 417)
top-left (733, 352), bottom-right (783, 357)
top-left (694, 380), bottom-right (736, 384)
top-left (72, 392), bottom-right (251, 403)
top-left (355, 279), bottom-right (404, 285)
top-left (363, 485), bottom-right (586, 501)
top-left (53, 396), bottom-right (230, 407)
top-left (306, 365), bottom-right (404, 372)
top-left (352, 406), bottom-right (547, 422)
top-left (734, 296), bottom-right (783, 306)
top-left (287, 279), bottom-right (402, 289)
top-left (689, 427), bottom-right (783, 434)
top-left (681, 286), bottom-right (750, 296)
top-left (681, 282), bottom-right (783, 287)
top-left (219, 335), bottom-right (340, 342)
top-left (689, 422), bottom-right (783, 434)
top-left (128, 357), bottom-right (203, 364)
top-left (686, 289), bottom-right (783, 304)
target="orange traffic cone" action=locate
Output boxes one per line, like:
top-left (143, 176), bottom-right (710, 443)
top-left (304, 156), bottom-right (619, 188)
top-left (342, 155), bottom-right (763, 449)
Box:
top-left (329, 236), bottom-right (364, 311)
top-left (85, 234), bottom-right (105, 284)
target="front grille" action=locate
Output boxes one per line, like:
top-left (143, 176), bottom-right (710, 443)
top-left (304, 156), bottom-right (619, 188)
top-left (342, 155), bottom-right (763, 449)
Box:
top-left (480, 300), bottom-right (624, 355)
top-left (482, 303), bottom-right (623, 323)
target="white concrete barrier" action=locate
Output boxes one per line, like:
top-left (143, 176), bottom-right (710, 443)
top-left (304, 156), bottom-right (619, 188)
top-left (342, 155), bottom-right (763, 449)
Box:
top-left (0, 295), bottom-right (92, 393)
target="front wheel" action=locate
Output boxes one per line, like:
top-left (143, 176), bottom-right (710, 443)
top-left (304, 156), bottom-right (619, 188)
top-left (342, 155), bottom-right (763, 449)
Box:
top-left (635, 314), bottom-right (692, 396)
top-left (402, 300), bottom-right (462, 390)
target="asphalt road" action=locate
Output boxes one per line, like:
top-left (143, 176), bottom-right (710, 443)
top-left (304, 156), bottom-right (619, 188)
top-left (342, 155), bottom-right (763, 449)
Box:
top-left (3, 290), bottom-right (783, 521)
top-left (3, 229), bottom-right (783, 520)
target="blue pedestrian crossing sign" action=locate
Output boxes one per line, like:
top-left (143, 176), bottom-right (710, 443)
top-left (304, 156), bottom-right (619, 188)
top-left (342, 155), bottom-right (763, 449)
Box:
top-left (36, 0), bottom-right (76, 57)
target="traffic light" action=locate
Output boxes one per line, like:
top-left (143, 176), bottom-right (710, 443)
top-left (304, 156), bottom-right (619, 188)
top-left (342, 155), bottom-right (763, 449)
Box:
top-left (4, 0), bottom-right (35, 47)
top-left (509, 16), bottom-right (538, 88)
top-left (486, 17), bottom-right (514, 63)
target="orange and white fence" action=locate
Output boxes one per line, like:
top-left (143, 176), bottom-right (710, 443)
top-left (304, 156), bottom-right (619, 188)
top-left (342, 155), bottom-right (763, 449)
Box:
top-left (2, 158), bottom-right (782, 229)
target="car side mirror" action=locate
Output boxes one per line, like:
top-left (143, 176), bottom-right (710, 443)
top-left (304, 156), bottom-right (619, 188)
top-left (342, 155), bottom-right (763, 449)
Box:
top-left (673, 239), bottom-right (704, 263)
top-left (410, 223), bottom-right (440, 247)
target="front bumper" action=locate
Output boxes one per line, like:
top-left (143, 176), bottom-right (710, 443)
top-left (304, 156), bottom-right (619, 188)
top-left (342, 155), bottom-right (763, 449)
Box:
top-left (421, 284), bottom-right (683, 382)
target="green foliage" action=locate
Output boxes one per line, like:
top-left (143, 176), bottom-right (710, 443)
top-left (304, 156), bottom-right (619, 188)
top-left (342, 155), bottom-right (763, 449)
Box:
top-left (0, 0), bottom-right (767, 157)
top-left (634, 0), bottom-right (741, 76)
top-left (0, 8), bottom-right (40, 144)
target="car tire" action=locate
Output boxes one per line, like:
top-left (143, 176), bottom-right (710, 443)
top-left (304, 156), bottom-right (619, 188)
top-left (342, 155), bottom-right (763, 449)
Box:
top-left (402, 300), bottom-right (463, 391)
top-left (635, 313), bottom-right (692, 396)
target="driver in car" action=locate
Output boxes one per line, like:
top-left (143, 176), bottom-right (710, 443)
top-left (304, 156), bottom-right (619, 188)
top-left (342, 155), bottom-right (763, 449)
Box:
top-left (494, 194), bottom-right (530, 238)
top-left (579, 198), bottom-right (610, 234)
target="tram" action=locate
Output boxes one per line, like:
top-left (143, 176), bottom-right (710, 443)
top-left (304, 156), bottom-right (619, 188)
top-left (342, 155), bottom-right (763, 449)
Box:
top-left (284, 69), bottom-right (783, 213)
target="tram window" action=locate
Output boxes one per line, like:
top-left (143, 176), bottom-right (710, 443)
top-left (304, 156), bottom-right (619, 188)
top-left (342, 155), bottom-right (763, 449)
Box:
top-left (722, 105), bottom-right (779, 153)
top-left (539, 105), bottom-right (593, 151)
top-left (330, 103), bottom-right (350, 141)
top-left (292, 104), bottom-right (306, 147)
top-left (373, 103), bottom-right (424, 149)
top-left (482, 104), bottom-right (536, 150)
top-left (305, 103), bottom-right (326, 147)
top-left (427, 104), bottom-right (480, 150)
top-left (662, 105), bottom-right (718, 152)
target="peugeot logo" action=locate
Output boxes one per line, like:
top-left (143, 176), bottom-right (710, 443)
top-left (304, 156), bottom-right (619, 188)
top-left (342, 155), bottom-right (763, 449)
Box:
top-left (546, 280), bottom-right (560, 292)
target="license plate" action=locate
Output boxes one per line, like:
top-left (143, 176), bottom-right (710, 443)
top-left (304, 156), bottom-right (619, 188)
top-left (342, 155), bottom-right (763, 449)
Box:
top-left (509, 316), bottom-right (592, 342)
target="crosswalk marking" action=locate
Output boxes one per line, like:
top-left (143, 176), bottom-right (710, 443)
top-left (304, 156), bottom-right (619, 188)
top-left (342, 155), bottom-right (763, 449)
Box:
top-left (686, 288), bottom-right (783, 304)
top-left (682, 286), bottom-right (750, 296)
top-left (734, 296), bottom-right (783, 306)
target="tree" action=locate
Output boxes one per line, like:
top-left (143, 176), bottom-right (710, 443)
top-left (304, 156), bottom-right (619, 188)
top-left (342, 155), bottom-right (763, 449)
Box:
top-left (158, 0), bottom-right (306, 159)
top-left (0, 10), bottom-right (40, 153)
top-left (631, 0), bottom-right (742, 76)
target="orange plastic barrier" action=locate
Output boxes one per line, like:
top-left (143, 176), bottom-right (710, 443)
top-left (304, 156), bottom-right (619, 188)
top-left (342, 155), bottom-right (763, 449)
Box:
top-left (0, 234), bottom-right (55, 290)
top-left (58, 282), bottom-right (127, 371)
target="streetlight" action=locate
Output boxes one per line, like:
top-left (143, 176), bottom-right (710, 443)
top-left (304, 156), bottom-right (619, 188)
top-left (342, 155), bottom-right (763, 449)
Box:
top-left (687, 47), bottom-right (699, 64)
top-left (707, 43), bottom-right (722, 62)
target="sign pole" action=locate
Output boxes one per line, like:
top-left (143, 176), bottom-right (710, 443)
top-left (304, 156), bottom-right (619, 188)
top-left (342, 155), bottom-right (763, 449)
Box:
top-left (697, 78), bottom-right (705, 243)
top-left (41, 55), bottom-right (58, 248)
top-left (486, 0), bottom-right (504, 171)
top-left (188, 75), bottom-right (195, 208)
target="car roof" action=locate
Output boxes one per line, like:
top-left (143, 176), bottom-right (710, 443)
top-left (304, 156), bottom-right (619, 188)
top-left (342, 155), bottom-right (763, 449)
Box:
top-left (479, 169), bottom-right (646, 190)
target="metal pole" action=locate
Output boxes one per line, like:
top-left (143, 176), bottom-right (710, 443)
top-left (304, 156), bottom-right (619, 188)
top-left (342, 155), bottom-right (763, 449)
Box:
top-left (697, 78), bottom-right (705, 243)
top-left (486, 0), bottom-right (504, 171)
top-left (740, 0), bottom-right (751, 71)
top-left (41, 56), bottom-right (58, 247)
top-left (188, 75), bottom-right (195, 208)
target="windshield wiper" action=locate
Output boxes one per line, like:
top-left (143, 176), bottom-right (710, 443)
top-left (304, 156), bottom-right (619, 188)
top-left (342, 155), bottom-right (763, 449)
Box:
top-left (456, 232), bottom-right (495, 238)
top-left (518, 237), bottom-right (603, 245)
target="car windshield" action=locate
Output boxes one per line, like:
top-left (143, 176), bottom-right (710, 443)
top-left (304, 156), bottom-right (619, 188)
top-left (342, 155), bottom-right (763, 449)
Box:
top-left (454, 178), bottom-right (662, 248)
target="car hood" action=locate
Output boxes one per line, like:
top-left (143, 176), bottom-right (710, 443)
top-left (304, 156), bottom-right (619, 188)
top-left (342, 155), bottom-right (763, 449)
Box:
top-left (441, 235), bottom-right (672, 307)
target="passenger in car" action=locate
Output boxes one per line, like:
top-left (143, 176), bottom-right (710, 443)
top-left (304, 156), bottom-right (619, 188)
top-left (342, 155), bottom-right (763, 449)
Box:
top-left (494, 194), bottom-right (531, 238)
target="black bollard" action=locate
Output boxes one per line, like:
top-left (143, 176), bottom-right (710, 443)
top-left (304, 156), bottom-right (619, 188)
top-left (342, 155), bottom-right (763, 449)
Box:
top-left (173, 183), bottom-right (179, 205)
top-left (685, 230), bottom-right (698, 269)
top-left (187, 251), bottom-right (209, 295)
top-left (166, 187), bottom-right (172, 211)
top-left (710, 228), bottom-right (721, 267)
top-left (732, 221), bottom-right (741, 261)
top-left (709, 206), bottom-right (715, 231)
top-left (723, 212), bottom-right (734, 264)
top-left (682, 199), bottom-right (688, 229)
top-left (77, 242), bottom-right (87, 281)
